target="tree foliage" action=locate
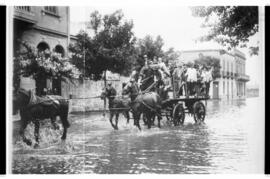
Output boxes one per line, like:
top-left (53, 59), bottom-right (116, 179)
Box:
top-left (163, 47), bottom-right (181, 65)
top-left (132, 35), bottom-right (164, 67)
top-left (69, 10), bottom-right (137, 80)
top-left (13, 40), bottom-right (80, 91)
top-left (194, 55), bottom-right (221, 79)
top-left (130, 35), bottom-right (182, 70)
top-left (137, 35), bottom-right (164, 59)
top-left (191, 6), bottom-right (259, 55)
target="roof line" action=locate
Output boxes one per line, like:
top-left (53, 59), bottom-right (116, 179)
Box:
top-left (181, 49), bottom-right (245, 59)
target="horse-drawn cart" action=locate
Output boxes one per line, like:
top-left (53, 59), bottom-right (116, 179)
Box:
top-left (103, 65), bottom-right (210, 130)
top-left (161, 96), bottom-right (209, 126)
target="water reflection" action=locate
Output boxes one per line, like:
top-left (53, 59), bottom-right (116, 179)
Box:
top-left (12, 98), bottom-right (263, 174)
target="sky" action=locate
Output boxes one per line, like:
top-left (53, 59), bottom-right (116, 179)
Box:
top-left (70, 6), bottom-right (263, 87)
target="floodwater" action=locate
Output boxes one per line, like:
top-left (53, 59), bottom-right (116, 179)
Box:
top-left (11, 97), bottom-right (264, 174)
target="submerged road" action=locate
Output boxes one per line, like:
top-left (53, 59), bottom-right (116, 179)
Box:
top-left (12, 97), bottom-right (264, 174)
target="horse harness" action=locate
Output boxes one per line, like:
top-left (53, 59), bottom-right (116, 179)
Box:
top-left (25, 90), bottom-right (60, 108)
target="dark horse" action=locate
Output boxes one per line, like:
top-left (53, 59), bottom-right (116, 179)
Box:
top-left (123, 80), bottom-right (163, 130)
top-left (100, 88), bottom-right (131, 130)
top-left (13, 88), bottom-right (70, 148)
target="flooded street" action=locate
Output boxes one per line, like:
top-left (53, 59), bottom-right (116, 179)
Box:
top-left (11, 97), bottom-right (264, 174)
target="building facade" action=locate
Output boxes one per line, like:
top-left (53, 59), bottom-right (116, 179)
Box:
top-left (12, 6), bottom-right (70, 95)
top-left (180, 49), bottom-right (250, 99)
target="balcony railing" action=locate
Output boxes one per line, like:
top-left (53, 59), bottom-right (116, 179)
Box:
top-left (236, 74), bottom-right (250, 81)
top-left (13, 6), bottom-right (37, 24)
top-left (14, 6), bottom-right (31, 12)
top-left (221, 71), bottom-right (237, 79)
top-left (226, 71), bottom-right (230, 78)
top-left (221, 71), bottom-right (226, 78)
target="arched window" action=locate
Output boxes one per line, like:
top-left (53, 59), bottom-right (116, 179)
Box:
top-left (37, 42), bottom-right (50, 52)
top-left (54, 45), bottom-right (65, 57)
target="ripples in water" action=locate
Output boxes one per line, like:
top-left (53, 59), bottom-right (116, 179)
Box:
top-left (12, 98), bottom-right (264, 174)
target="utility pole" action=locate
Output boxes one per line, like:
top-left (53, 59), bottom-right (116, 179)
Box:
top-left (103, 70), bottom-right (107, 117)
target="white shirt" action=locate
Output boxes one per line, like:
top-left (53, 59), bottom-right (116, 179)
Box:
top-left (158, 62), bottom-right (170, 76)
top-left (201, 70), bottom-right (212, 82)
top-left (186, 67), bottom-right (197, 82)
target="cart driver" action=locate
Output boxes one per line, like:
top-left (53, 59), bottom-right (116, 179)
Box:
top-left (123, 77), bottom-right (140, 101)
top-left (105, 82), bottom-right (117, 108)
top-left (138, 55), bottom-right (150, 87)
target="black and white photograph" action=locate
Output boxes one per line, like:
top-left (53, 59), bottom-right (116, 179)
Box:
top-left (7, 2), bottom-right (265, 174)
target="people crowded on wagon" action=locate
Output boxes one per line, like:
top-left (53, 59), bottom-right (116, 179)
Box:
top-left (201, 65), bottom-right (213, 97)
top-left (185, 63), bottom-right (197, 96)
top-left (172, 62), bottom-right (186, 97)
top-left (194, 64), bottom-right (203, 96)
top-left (138, 55), bottom-right (150, 87)
top-left (130, 65), bottom-right (141, 83)
top-left (151, 56), bottom-right (170, 90)
top-left (157, 57), bottom-right (170, 80)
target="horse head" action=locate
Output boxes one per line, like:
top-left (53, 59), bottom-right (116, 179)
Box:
top-left (13, 88), bottom-right (31, 113)
top-left (122, 82), bottom-right (130, 96)
top-left (100, 88), bottom-right (107, 100)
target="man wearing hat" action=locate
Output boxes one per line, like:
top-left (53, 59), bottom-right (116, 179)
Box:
top-left (186, 63), bottom-right (197, 96)
top-left (138, 55), bottom-right (150, 87)
top-left (202, 66), bottom-right (213, 97)
top-left (129, 77), bottom-right (140, 101)
top-left (105, 82), bottom-right (117, 108)
top-left (173, 62), bottom-right (185, 97)
top-left (129, 65), bottom-right (141, 83)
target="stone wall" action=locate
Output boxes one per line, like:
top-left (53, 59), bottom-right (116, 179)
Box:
top-left (61, 76), bottom-right (129, 113)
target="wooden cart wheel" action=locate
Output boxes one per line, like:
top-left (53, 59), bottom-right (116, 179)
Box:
top-left (172, 103), bottom-right (185, 126)
top-left (165, 105), bottom-right (173, 122)
top-left (193, 101), bottom-right (206, 123)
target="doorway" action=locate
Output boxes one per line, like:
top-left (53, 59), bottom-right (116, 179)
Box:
top-left (213, 81), bottom-right (219, 99)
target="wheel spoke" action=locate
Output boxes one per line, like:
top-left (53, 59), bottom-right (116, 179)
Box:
top-left (193, 101), bottom-right (206, 122)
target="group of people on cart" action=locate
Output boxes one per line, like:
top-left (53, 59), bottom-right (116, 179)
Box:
top-left (171, 61), bottom-right (213, 98)
top-left (105, 54), bottom-right (213, 103)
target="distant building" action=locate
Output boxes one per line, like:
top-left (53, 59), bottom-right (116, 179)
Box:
top-left (246, 84), bottom-right (259, 98)
top-left (179, 49), bottom-right (250, 99)
top-left (12, 6), bottom-right (71, 95)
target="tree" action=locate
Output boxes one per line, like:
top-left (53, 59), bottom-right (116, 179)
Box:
top-left (134, 35), bottom-right (165, 67)
top-left (13, 40), bottom-right (80, 93)
top-left (194, 55), bottom-right (221, 79)
top-left (69, 10), bottom-right (137, 80)
top-left (137, 35), bottom-right (164, 59)
top-left (163, 47), bottom-right (181, 65)
top-left (191, 6), bottom-right (259, 55)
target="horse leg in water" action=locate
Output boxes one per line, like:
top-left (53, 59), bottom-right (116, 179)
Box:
top-left (19, 118), bottom-right (32, 146)
top-left (151, 115), bottom-right (156, 125)
top-left (125, 111), bottom-right (130, 124)
top-left (115, 112), bottom-right (119, 130)
top-left (109, 110), bottom-right (116, 130)
top-left (157, 108), bottom-right (162, 128)
top-left (33, 120), bottom-right (40, 148)
top-left (51, 116), bottom-right (60, 130)
top-left (145, 112), bottom-right (152, 129)
top-left (59, 108), bottom-right (70, 140)
top-left (133, 112), bottom-right (141, 131)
